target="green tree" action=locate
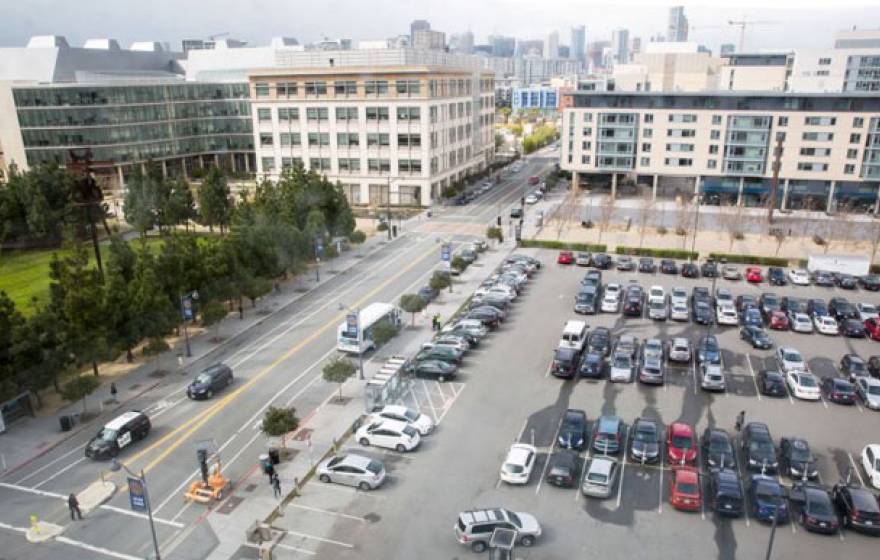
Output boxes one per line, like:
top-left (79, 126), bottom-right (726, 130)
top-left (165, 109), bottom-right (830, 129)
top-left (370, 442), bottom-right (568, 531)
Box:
top-left (0, 164), bottom-right (77, 245)
top-left (200, 300), bottom-right (228, 341)
top-left (371, 320), bottom-right (399, 348)
top-left (261, 405), bottom-right (299, 449)
top-left (123, 164), bottom-right (163, 236)
top-left (104, 238), bottom-right (141, 362)
top-left (487, 226), bottom-right (504, 244)
top-left (130, 249), bottom-right (176, 347)
top-left (399, 294), bottom-right (427, 326)
top-left (429, 271), bottom-right (451, 293)
top-left (495, 133), bottom-right (504, 149)
top-left (0, 292), bottom-right (24, 403)
top-left (198, 168), bottom-right (233, 234)
top-left (61, 375), bottom-right (101, 413)
top-left (451, 255), bottom-right (468, 273)
top-left (322, 356), bottom-right (356, 400)
top-left (11, 309), bottom-right (71, 400)
top-left (163, 179), bottom-right (197, 231)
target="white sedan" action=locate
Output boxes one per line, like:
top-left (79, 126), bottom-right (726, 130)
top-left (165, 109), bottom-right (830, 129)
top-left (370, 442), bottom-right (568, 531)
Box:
top-left (814, 315), bottom-right (839, 335)
top-left (788, 269), bottom-right (811, 285)
top-left (785, 370), bottom-right (821, 401)
top-left (500, 443), bottom-right (537, 484)
top-left (356, 419), bottom-right (421, 452)
top-left (789, 312), bottom-right (814, 333)
top-left (858, 302), bottom-right (879, 322)
top-left (716, 305), bottom-right (739, 326)
top-left (776, 346), bottom-right (807, 374)
top-left (368, 405), bottom-right (434, 436)
top-left (862, 444), bottom-right (880, 489)
top-left (525, 194), bottom-right (539, 204)
top-left (601, 293), bottom-right (621, 313)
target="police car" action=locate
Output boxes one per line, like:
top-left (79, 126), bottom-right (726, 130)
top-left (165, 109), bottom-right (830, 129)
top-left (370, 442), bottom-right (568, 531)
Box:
top-left (85, 411), bottom-right (151, 460)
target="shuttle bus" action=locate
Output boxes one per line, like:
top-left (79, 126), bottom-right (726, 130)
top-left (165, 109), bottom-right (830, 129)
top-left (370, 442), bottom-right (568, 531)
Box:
top-left (336, 303), bottom-right (402, 354)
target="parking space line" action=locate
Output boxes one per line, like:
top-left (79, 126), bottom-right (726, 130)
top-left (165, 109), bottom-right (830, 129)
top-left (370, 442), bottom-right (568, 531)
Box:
top-left (847, 453), bottom-right (866, 486)
top-left (420, 380), bottom-right (439, 424)
top-left (434, 381), bottom-right (449, 407)
top-left (616, 427), bottom-right (630, 508)
top-left (691, 361), bottom-right (698, 396)
top-left (544, 363), bottom-right (553, 378)
top-left (535, 417), bottom-right (563, 496)
top-left (32, 456), bottom-right (87, 489)
top-left (657, 459), bottom-right (664, 514)
top-left (436, 384), bottom-right (464, 426)
top-left (746, 355), bottom-right (762, 401)
top-left (576, 452), bottom-right (590, 503)
top-left (286, 503), bottom-right (366, 522)
top-left (262, 542), bottom-right (317, 556)
top-left (854, 400), bottom-right (864, 414)
top-left (280, 529), bottom-right (355, 548)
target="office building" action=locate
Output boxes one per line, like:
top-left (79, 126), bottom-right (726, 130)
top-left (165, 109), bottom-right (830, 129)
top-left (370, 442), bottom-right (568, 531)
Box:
top-left (667, 6), bottom-right (689, 42)
top-left (182, 38), bottom-right (248, 52)
top-left (514, 56), bottom-right (584, 86)
top-left (571, 26), bottom-right (586, 62)
top-left (515, 40), bottom-right (543, 57)
top-left (561, 91), bottom-right (880, 213)
top-left (249, 63), bottom-right (495, 207)
top-left (512, 86), bottom-right (559, 112)
top-left (413, 30), bottom-right (446, 51)
top-left (410, 20), bottom-right (431, 41)
top-left (449, 32), bottom-right (474, 54)
top-left (545, 31), bottom-right (560, 59)
top-left (489, 35), bottom-right (516, 58)
top-left (613, 42), bottom-right (723, 92)
top-left (612, 29), bottom-right (630, 65)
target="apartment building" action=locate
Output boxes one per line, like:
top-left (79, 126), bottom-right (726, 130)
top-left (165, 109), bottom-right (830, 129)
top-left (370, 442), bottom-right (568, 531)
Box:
top-left (249, 66), bottom-right (495, 207)
top-left (561, 91), bottom-right (880, 213)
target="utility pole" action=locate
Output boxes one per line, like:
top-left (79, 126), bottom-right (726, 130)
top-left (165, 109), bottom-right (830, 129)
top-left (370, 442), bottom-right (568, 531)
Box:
top-left (767, 134), bottom-right (783, 224)
top-left (386, 176), bottom-right (392, 240)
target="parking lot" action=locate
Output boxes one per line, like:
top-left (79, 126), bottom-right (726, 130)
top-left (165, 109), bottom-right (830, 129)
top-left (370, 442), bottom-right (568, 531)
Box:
top-left (269, 251), bottom-right (880, 559)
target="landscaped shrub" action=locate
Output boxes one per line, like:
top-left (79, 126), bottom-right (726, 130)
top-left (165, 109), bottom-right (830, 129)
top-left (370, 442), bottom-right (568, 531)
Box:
top-left (517, 239), bottom-right (607, 252)
top-left (615, 246), bottom-right (699, 260)
top-left (706, 253), bottom-right (790, 266)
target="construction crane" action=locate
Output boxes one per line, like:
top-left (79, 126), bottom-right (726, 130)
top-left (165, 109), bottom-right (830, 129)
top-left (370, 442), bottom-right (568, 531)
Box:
top-left (728, 19), bottom-right (779, 51)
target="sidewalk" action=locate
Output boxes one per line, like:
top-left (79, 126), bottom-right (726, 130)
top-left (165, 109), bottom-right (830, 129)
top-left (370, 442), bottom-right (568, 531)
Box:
top-left (0, 220), bottom-right (417, 479)
top-left (190, 237), bottom-right (518, 560)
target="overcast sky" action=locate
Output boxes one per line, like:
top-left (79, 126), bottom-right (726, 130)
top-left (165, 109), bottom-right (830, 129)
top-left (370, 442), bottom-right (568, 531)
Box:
top-left (2, 0), bottom-right (879, 52)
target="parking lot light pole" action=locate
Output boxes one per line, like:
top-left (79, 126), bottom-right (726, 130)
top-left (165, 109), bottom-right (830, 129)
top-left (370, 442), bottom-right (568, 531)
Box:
top-left (765, 497), bottom-right (780, 560)
top-left (691, 194), bottom-right (703, 260)
top-left (109, 459), bottom-right (160, 560)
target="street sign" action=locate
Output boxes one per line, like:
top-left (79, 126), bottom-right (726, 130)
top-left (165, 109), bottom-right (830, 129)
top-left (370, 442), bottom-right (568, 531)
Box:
top-left (127, 476), bottom-right (148, 512)
top-left (440, 243), bottom-right (451, 262)
top-left (345, 312), bottom-right (359, 338)
top-left (315, 237), bottom-right (324, 257)
top-left (181, 297), bottom-right (194, 321)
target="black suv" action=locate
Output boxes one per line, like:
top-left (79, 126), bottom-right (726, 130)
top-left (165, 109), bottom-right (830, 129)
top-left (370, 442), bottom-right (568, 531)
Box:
top-left (85, 411), bottom-right (151, 460)
top-left (623, 285), bottom-right (644, 317)
top-left (759, 293), bottom-right (781, 321)
top-left (859, 274), bottom-right (880, 291)
top-left (767, 267), bottom-right (787, 286)
top-left (708, 469), bottom-right (744, 517)
top-left (587, 327), bottom-right (611, 356)
top-left (591, 253), bottom-right (613, 269)
top-left (702, 427), bottom-right (736, 470)
top-left (779, 437), bottom-right (818, 480)
top-left (742, 422), bottom-right (778, 473)
top-left (701, 260), bottom-right (719, 278)
top-left (638, 257), bottom-right (656, 273)
top-left (660, 259), bottom-right (679, 274)
top-left (552, 346), bottom-right (581, 378)
top-left (832, 484), bottom-right (880, 535)
top-left (557, 409), bottom-right (588, 450)
top-left (187, 363), bottom-right (234, 400)
top-left (829, 297), bottom-right (858, 321)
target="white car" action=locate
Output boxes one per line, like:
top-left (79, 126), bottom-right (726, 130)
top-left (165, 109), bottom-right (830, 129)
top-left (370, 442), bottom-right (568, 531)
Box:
top-left (857, 303), bottom-right (879, 322)
top-left (643, 338), bottom-right (664, 361)
top-left (814, 315), bottom-right (839, 335)
top-left (670, 287), bottom-right (688, 307)
top-left (716, 304), bottom-right (739, 326)
top-left (525, 194), bottom-right (539, 204)
top-left (861, 444), bottom-right (880, 489)
top-left (668, 337), bottom-right (691, 363)
top-left (368, 405), bottom-right (435, 436)
top-left (670, 301), bottom-right (689, 321)
top-left (715, 288), bottom-right (734, 308)
top-left (500, 443), bottom-right (537, 484)
top-left (788, 269), bottom-right (811, 285)
top-left (856, 377), bottom-right (880, 410)
top-left (785, 370), bottom-right (821, 401)
top-left (789, 312), bottom-right (814, 333)
top-left (356, 419), bottom-right (421, 452)
top-left (605, 283), bottom-right (622, 298)
top-left (316, 454), bottom-right (386, 490)
top-left (609, 353), bottom-right (635, 383)
top-left (601, 292), bottom-right (621, 313)
top-left (647, 297), bottom-right (668, 320)
top-left (776, 346), bottom-right (807, 374)
top-left (700, 363), bottom-right (726, 392)
top-left (649, 286), bottom-right (665, 301)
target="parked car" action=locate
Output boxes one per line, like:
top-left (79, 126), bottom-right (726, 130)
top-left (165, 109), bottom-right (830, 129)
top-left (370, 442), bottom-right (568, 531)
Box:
top-left (798, 485), bottom-right (839, 534)
top-left (708, 469), bottom-right (744, 517)
top-left (587, 327), bottom-right (612, 356)
top-left (746, 267), bottom-right (763, 283)
top-left (660, 259), bottom-right (679, 274)
top-left (629, 417), bottom-right (661, 463)
top-left (723, 266), bottom-right (741, 280)
top-left (857, 302), bottom-right (879, 322)
top-left (557, 251), bottom-right (574, 265)
top-left (592, 253), bottom-right (613, 269)
top-left (592, 415), bottom-right (625, 455)
top-left (701, 260), bottom-right (719, 278)
top-left (741, 326), bottom-right (773, 349)
top-left (776, 346), bottom-right (807, 374)
top-left (820, 376), bottom-right (857, 405)
top-left (866, 318), bottom-right (880, 341)
top-left (835, 273), bottom-right (858, 290)
top-left (702, 427), bottom-right (736, 470)
top-left (623, 286), bottom-right (644, 317)
top-left (609, 352), bottom-right (635, 383)
top-left (756, 370), bottom-right (787, 398)
top-left (841, 353), bottom-right (868, 382)
top-left (551, 346), bottom-right (581, 378)
top-left (741, 306), bottom-right (763, 328)
top-left (668, 337), bottom-right (691, 363)
top-left (716, 304), bottom-right (739, 326)
top-left (842, 318), bottom-right (867, 338)
top-left (736, 294), bottom-right (758, 312)
top-left (813, 270), bottom-right (835, 286)
top-left (581, 457), bottom-right (619, 499)
top-left (832, 483), bottom-right (880, 535)
top-left (692, 300), bottom-right (714, 325)
top-left (861, 444), bottom-right (880, 489)
top-left (785, 370), bottom-right (821, 401)
top-left (639, 356), bottom-right (665, 385)
top-left (557, 409), bottom-right (588, 450)
top-left (808, 298), bottom-right (829, 319)
top-left (356, 419), bottom-right (421, 452)
top-left (616, 256), bottom-right (635, 271)
top-left (415, 345), bottom-right (463, 365)
top-left (405, 359), bottom-right (458, 382)
top-left (743, 422), bottom-right (778, 473)
top-left (575, 252), bottom-right (592, 266)
top-left (860, 274), bottom-right (880, 291)
top-left (574, 286), bottom-right (600, 314)
top-left (700, 363), bottom-right (726, 392)
top-left (670, 301), bottom-right (689, 321)
top-left (454, 508), bottom-right (541, 552)
top-left (666, 422), bottom-right (697, 466)
top-left (788, 269), bottom-right (810, 285)
top-left (670, 468), bottom-right (702, 512)
top-left (317, 454), bottom-right (386, 490)
top-left (681, 262), bottom-right (699, 278)
top-left (749, 475), bottom-right (790, 523)
top-left (578, 352), bottom-right (604, 379)
top-left (767, 267), bottom-right (787, 286)
top-left (779, 437), bottom-right (818, 480)
top-left (697, 334), bottom-right (721, 365)
top-left (814, 315), bottom-right (839, 335)
top-left (546, 450), bottom-right (579, 488)
top-left (870, 355), bottom-right (880, 378)
top-left (369, 405), bottom-right (434, 436)
top-left (789, 312), bottom-right (814, 333)
top-left (187, 363), bottom-right (234, 400)
top-left (829, 297), bottom-right (859, 321)
top-left (768, 311), bottom-right (789, 330)
top-left (638, 257), bottom-right (656, 273)
top-left (855, 376), bottom-right (880, 409)
top-left (499, 443), bottom-right (538, 484)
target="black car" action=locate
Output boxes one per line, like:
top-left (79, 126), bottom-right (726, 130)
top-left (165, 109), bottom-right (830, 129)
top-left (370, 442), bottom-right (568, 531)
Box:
top-left (406, 359), bottom-right (458, 381)
top-left (757, 370), bottom-right (787, 397)
top-left (591, 253), bottom-right (613, 269)
top-left (681, 263), bottom-right (699, 278)
top-left (859, 274), bottom-right (880, 291)
top-left (736, 294), bottom-right (758, 312)
top-left (660, 259), bottom-right (679, 274)
top-left (842, 318), bottom-right (866, 338)
top-left (629, 417), bottom-right (661, 464)
top-left (702, 427), bottom-right (736, 470)
top-left (759, 293), bottom-right (781, 320)
top-left (465, 308), bottom-right (500, 329)
top-left (781, 296), bottom-right (807, 314)
top-left (740, 326), bottom-right (773, 349)
top-left (696, 334), bottom-right (721, 365)
top-left (832, 483), bottom-right (880, 535)
top-left (546, 449), bottom-right (579, 488)
top-left (187, 363), bottom-right (234, 400)
top-left (638, 257), bottom-right (656, 273)
top-left (779, 437), bottom-right (818, 480)
top-left (829, 297), bottom-right (858, 321)
top-left (471, 293), bottom-right (509, 311)
top-left (820, 376), bottom-right (856, 405)
top-left (587, 327), bottom-right (612, 356)
top-left (767, 267), bottom-right (787, 286)
top-left (835, 273), bottom-right (858, 290)
top-left (414, 346), bottom-right (462, 365)
top-left (813, 270), bottom-right (835, 286)
top-left (557, 409), bottom-right (588, 450)
top-left (743, 422), bottom-right (778, 473)
top-left (623, 286), bottom-right (644, 317)
top-left (798, 485), bottom-right (839, 534)
top-left (417, 285), bottom-right (439, 303)
top-left (581, 270), bottom-right (602, 288)
top-left (85, 411), bottom-right (151, 460)
top-left (841, 353), bottom-right (868, 381)
top-left (709, 469), bottom-right (744, 517)
top-left (701, 260), bottom-right (719, 278)
top-left (692, 300), bottom-right (713, 325)
top-left (868, 355), bottom-right (880, 378)
top-left (616, 256), bottom-right (635, 271)
top-left (808, 298), bottom-right (829, 319)
top-left (578, 352), bottom-right (604, 379)
top-left (552, 346), bottom-right (581, 378)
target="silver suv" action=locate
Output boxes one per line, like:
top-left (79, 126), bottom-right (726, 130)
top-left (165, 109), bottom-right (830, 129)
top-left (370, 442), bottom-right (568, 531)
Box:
top-left (454, 508), bottom-right (542, 552)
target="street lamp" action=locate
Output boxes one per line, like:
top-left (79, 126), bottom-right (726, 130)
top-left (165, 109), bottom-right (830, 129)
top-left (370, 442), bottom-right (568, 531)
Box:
top-left (338, 303), bottom-right (364, 380)
top-left (109, 459), bottom-right (161, 560)
top-left (690, 193), bottom-right (703, 260)
top-left (179, 290), bottom-right (199, 358)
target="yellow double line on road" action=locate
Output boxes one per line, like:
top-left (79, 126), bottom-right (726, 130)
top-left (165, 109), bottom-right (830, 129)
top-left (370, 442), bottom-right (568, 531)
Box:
top-left (121, 241), bottom-right (438, 476)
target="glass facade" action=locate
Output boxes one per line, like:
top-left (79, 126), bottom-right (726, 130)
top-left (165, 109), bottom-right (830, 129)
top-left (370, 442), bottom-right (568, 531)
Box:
top-left (596, 113), bottom-right (638, 170)
top-left (14, 82), bottom-right (253, 167)
top-left (863, 118), bottom-right (880, 179)
top-left (723, 115), bottom-right (771, 176)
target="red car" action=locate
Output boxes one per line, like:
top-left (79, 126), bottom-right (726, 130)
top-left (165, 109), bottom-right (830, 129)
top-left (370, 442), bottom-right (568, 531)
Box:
top-left (768, 310), bottom-right (789, 330)
top-left (557, 251), bottom-right (574, 265)
top-left (670, 467), bottom-right (702, 512)
top-left (666, 422), bottom-right (697, 466)
top-left (746, 267), bottom-right (763, 283)
top-left (865, 318), bottom-right (880, 341)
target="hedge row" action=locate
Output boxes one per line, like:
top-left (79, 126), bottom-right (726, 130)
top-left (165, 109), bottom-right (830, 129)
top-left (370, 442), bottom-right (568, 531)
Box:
top-left (872, 264), bottom-right (880, 274)
top-left (707, 253), bottom-right (790, 267)
top-left (519, 239), bottom-right (607, 252)
top-left (615, 246), bottom-right (699, 260)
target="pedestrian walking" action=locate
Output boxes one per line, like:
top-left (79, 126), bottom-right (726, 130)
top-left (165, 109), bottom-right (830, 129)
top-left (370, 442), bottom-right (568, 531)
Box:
top-left (68, 493), bottom-right (82, 521)
top-left (735, 410), bottom-right (745, 433)
top-left (265, 462), bottom-right (275, 484)
top-left (238, 304), bottom-right (244, 320)
top-left (272, 473), bottom-right (282, 498)
top-left (110, 382), bottom-right (118, 403)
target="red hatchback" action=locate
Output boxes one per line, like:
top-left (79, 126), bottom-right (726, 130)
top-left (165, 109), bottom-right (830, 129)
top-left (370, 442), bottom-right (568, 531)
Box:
top-left (670, 468), bottom-right (702, 512)
top-left (768, 310), bottom-right (789, 330)
top-left (557, 251), bottom-right (574, 265)
top-left (666, 423), bottom-right (697, 466)
top-left (865, 318), bottom-right (880, 341)
top-left (746, 267), bottom-right (763, 283)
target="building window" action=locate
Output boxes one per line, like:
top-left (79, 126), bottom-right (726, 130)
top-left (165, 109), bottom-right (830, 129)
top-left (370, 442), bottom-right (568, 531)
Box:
top-left (844, 164), bottom-right (856, 174)
top-left (777, 116), bottom-right (788, 126)
top-left (366, 107), bottom-right (390, 121)
top-left (712, 115), bottom-right (722, 125)
top-left (666, 143), bottom-right (695, 152)
top-left (430, 157), bottom-right (439, 173)
top-left (802, 132), bottom-right (834, 141)
top-left (277, 82), bottom-right (298, 97)
top-left (309, 158), bottom-right (331, 171)
top-left (804, 116), bottom-right (836, 126)
top-left (281, 157), bottom-right (303, 169)
top-left (664, 158), bottom-right (693, 167)
top-left (797, 162), bottom-right (829, 171)
top-left (364, 80), bottom-right (389, 95)
top-left (667, 129), bottom-right (696, 138)
top-left (306, 108), bottom-right (329, 121)
top-left (307, 133), bottom-right (330, 146)
top-left (278, 107), bottom-right (299, 121)
top-left (337, 133), bottom-right (359, 147)
top-left (669, 114), bottom-right (697, 123)
top-left (643, 114), bottom-right (653, 123)
top-left (583, 113), bottom-right (594, 123)
top-left (397, 134), bottom-right (422, 147)
top-left (369, 184), bottom-right (389, 204)
top-left (850, 133), bottom-right (862, 143)
top-left (397, 107), bottom-right (421, 121)
top-left (261, 157), bottom-right (276, 171)
top-left (581, 155), bottom-right (592, 164)
top-left (641, 142), bottom-right (651, 152)
top-left (335, 107), bottom-right (358, 121)
top-left (396, 79), bottom-right (421, 95)
top-left (799, 147), bottom-right (832, 156)
top-left (583, 141), bottom-right (593, 150)
top-left (255, 83), bottom-right (270, 98)
top-left (257, 108), bottom-right (272, 122)
top-left (338, 158), bottom-right (361, 172)
top-left (818, 57), bottom-right (832, 65)
top-left (847, 148), bottom-right (858, 159)
top-left (304, 81), bottom-right (327, 95)
top-left (334, 81), bottom-right (357, 95)
top-left (708, 159), bottom-right (717, 169)
top-left (710, 130), bottom-right (720, 140)
top-left (429, 106), bottom-right (438, 123)
top-left (367, 133), bottom-right (390, 146)
top-left (707, 145), bottom-right (718, 155)
top-left (775, 132), bottom-right (786, 142)
top-left (259, 133), bottom-right (274, 146)
top-left (398, 159), bottom-right (422, 174)
top-left (642, 128), bottom-right (653, 138)
top-left (342, 184), bottom-right (361, 204)
top-left (639, 157), bottom-right (650, 166)
top-left (280, 133), bottom-right (301, 146)
top-left (853, 117), bottom-right (865, 128)
top-left (368, 159), bottom-right (391, 173)
top-left (582, 127), bottom-right (593, 136)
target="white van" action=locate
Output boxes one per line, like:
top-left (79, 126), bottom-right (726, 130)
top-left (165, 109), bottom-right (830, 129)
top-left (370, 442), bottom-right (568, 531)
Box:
top-left (559, 320), bottom-right (588, 352)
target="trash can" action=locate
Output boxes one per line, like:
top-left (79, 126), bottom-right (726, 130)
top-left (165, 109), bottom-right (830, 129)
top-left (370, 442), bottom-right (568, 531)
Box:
top-left (259, 453), bottom-right (273, 473)
top-left (392, 225), bottom-right (398, 237)
top-left (59, 415), bottom-right (73, 432)
top-left (267, 448), bottom-right (281, 465)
